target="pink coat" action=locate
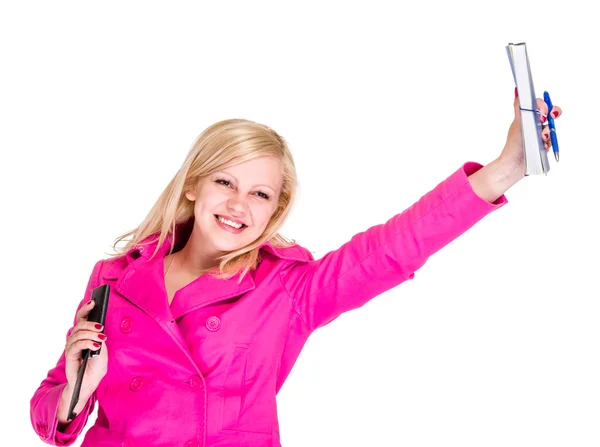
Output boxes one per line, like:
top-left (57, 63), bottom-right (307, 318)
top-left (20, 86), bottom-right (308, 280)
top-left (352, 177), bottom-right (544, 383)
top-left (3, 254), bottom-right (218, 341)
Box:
top-left (31, 162), bottom-right (507, 447)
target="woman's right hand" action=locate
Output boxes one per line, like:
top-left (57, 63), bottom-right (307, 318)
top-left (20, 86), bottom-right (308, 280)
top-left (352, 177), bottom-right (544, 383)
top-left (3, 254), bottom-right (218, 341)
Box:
top-left (58, 300), bottom-right (108, 423)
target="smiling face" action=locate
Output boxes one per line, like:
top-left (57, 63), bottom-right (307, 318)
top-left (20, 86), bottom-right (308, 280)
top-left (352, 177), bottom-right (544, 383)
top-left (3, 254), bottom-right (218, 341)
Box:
top-left (185, 156), bottom-right (283, 257)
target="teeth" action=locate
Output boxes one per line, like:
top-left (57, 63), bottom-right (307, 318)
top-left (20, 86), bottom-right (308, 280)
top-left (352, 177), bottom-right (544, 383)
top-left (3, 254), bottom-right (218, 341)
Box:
top-left (217, 216), bottom-right (243, 229)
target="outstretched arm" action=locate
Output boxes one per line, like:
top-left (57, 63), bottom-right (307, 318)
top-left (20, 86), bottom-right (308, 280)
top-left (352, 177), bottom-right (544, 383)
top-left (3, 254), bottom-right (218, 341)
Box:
top-left (281, 161), bottom-right (506, 332)
top-left (281, 93), bottom-right (562, 333)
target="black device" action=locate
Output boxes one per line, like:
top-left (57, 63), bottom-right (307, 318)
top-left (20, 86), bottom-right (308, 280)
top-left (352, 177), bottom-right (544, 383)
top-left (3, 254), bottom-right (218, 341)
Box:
top-left (82, 285), bottom-right (110, 357)
top-left (67, 284), bottom-right (110, 421)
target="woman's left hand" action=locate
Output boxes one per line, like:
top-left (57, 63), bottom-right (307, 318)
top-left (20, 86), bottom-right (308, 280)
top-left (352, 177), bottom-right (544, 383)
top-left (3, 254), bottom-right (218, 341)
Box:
top-left (499, 88), bottom-right (563, 170)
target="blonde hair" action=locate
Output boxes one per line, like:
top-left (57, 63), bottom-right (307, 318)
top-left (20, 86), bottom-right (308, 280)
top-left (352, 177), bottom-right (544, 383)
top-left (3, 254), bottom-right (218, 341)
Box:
top-left (108, 118), bottom-right (298, 282)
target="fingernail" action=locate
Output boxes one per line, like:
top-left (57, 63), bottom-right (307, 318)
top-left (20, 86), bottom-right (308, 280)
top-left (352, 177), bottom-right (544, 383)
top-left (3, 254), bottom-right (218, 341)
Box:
top-left (553, 111), bottom-right (559, 118)
top-left (515, 87), bottom-right (518, 98)
top-left (93, 342), bottom-right (101, 348)
top-left (98, 334), bottom-right (107, 340)
top-left (86, 300), bottom-right (93, 305)
top-left (541, 115), bottom-right (547, 123)
top-left (94, 323), bottom-right (103, 330)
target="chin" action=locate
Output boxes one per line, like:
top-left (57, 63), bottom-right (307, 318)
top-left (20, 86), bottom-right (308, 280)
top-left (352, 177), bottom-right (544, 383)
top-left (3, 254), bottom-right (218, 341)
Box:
top-left (213, 240), bottom-right (249, 253)
top-left (204, 218), bottom-right (261, 253)
top-left (210, 231), bottom-right (255, 252)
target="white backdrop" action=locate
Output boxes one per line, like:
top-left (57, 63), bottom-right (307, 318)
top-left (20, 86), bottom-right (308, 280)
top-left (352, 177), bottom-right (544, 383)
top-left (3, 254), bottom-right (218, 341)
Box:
top-left (2, 1), bottom-right (598, 446)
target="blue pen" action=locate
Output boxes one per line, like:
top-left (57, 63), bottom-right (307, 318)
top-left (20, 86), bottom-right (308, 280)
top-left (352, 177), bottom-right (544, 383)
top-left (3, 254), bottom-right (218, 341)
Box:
top-left (543, 91), bottom-right (559, 162)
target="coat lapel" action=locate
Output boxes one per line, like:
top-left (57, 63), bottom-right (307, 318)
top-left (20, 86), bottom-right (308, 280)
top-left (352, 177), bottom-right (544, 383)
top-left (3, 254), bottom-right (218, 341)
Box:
top-left (113, 256), bottom-right (174, 324)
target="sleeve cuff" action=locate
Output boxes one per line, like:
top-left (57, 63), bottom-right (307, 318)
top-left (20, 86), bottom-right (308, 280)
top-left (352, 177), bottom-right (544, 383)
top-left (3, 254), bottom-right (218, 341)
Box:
top-left (50, 383), bottom-right (95, 445)
top-left (457, 161), bottom-right (509, 206)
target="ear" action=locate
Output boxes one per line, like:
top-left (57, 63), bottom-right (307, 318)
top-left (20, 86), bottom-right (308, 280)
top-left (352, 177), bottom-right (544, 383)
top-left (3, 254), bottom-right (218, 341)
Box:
top-left (185, 186), bottom-right (196, 202)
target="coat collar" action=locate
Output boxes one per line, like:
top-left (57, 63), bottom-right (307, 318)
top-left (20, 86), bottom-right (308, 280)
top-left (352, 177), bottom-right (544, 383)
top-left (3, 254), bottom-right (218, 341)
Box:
top-left (102, 219), bottom-right (313, 281)
top-left (101, 219), bottom-right (312, 321)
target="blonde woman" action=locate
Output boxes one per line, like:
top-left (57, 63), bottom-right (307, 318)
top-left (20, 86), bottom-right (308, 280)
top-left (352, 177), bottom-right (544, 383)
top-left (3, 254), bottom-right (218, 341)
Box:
top-left (31, 92), bottom-right (562, 447)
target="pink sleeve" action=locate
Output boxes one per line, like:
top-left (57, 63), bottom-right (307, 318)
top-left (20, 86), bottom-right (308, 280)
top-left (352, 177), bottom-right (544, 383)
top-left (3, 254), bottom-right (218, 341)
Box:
top-left (30, 260), bottom-right (104, 446)
top-left (280, 162), bottom-right (508, 332)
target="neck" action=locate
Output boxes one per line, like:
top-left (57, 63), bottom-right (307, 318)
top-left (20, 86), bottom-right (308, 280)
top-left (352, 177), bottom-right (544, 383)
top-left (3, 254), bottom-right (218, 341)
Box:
top-left (174, 230), bottom-right (223, 276)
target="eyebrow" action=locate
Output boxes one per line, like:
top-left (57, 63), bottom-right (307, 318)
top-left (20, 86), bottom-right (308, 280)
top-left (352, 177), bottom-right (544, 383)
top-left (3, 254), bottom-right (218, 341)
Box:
top-left (215, 171), bottom-right (277, 193)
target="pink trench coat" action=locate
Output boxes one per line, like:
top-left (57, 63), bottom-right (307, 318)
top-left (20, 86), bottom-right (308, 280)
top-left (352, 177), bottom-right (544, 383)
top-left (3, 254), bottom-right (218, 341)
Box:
top-left (31, 162), bottom-right (507, 447)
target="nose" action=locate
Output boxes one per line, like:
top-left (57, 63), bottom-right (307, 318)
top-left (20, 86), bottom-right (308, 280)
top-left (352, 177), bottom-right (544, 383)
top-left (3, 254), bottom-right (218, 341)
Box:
top-left (227, 192), bottom-right (248, 216)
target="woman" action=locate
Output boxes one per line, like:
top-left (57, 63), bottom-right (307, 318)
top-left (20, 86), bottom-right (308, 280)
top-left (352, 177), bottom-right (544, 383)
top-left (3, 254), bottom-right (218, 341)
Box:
top-left (31, 93), bottom-right (562, 447)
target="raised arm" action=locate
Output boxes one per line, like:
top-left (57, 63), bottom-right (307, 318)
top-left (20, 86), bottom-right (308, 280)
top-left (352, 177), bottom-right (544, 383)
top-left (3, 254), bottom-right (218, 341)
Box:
top-left (281, 90), bottom-right (563, 333)
top-left (280, 162), bottom-right (507, 332)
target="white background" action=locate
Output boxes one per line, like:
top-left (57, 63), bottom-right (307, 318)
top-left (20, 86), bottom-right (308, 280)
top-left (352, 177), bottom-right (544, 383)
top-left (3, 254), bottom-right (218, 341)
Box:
top-left (2, 1), bottom-right (598, 446)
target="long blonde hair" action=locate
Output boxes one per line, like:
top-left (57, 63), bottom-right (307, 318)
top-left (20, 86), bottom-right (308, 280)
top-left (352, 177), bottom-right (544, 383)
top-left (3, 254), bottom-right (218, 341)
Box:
top-left (108, 118), bottom-right (299, 282)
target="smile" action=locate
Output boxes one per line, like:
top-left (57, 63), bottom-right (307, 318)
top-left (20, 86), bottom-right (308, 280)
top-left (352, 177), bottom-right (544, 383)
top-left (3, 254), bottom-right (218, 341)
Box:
top-left (215, 215), bottom-right (247, 231)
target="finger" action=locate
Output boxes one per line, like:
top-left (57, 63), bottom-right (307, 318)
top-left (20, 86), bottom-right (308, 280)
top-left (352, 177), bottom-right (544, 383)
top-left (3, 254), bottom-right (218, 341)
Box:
top-left (542, 123), bottom-right (552, 152)
top-left (550, 105), bottom-right (562, 119)
top-left (75, 300), bottom-right (95, 324)
top-left (68, 320), bottom-right (104, 338)
top-left (542, 127), bottom-right (551, 143)
top-left (79, 321), bottom-right (104, 332)
top-left (91, 340), bottom-right (108, 357)
top-left (513, 94), bottom-right (521, 121)
top-left (66, 330), bottom-right (107, 351)
top-left (536, 98), bottom-right (549, 117)
top-left (65, 339), bottom-right (102, 360)
top-left (536, 98), bottom-right (549, 125)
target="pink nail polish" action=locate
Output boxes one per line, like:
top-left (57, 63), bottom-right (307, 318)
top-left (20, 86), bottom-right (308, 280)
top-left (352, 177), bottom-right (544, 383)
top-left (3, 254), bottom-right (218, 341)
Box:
top-left (541, 115), bottom-right (547, 123)
top-left (553, 111), bottom-right (559, 118)
top-left (515, 87), bottom-right (518, 98)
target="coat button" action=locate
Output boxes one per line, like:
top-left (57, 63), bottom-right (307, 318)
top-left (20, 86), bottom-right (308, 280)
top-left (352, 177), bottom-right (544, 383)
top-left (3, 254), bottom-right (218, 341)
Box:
top-left (189, 374), bottom-right (202, 389)
top-left (185, 441), bottom-right (201, 447)
top-left (205, 316), bottom-right (221, 332)
top-left (130, 376), bottom-right (144, 391)
top-left (120, 317), bottom-right (133, 333)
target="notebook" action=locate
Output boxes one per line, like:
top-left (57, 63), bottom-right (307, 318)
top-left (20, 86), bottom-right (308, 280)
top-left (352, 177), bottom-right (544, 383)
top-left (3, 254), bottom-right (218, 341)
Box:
top-left (506, 42), bottom-right (550, 176)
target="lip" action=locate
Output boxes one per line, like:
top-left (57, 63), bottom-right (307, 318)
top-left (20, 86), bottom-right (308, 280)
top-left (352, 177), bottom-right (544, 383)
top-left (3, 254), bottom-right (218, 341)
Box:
top-left (214, 215), bottom-right (246, 234)
top-left (215, 214), bottom-right (246, 226)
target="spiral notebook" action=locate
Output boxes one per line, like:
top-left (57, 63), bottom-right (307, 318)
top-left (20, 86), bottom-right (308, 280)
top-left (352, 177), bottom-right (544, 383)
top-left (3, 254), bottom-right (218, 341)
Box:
top-left (506, 42), bottom-right (550, 176)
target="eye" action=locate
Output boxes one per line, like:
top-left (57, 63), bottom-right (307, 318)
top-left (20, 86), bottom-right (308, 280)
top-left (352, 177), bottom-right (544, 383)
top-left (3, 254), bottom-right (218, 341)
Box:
top-left (216, 178), bottom-right (270, 199)
top-left (216, 179), bottom-right (232, 187)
